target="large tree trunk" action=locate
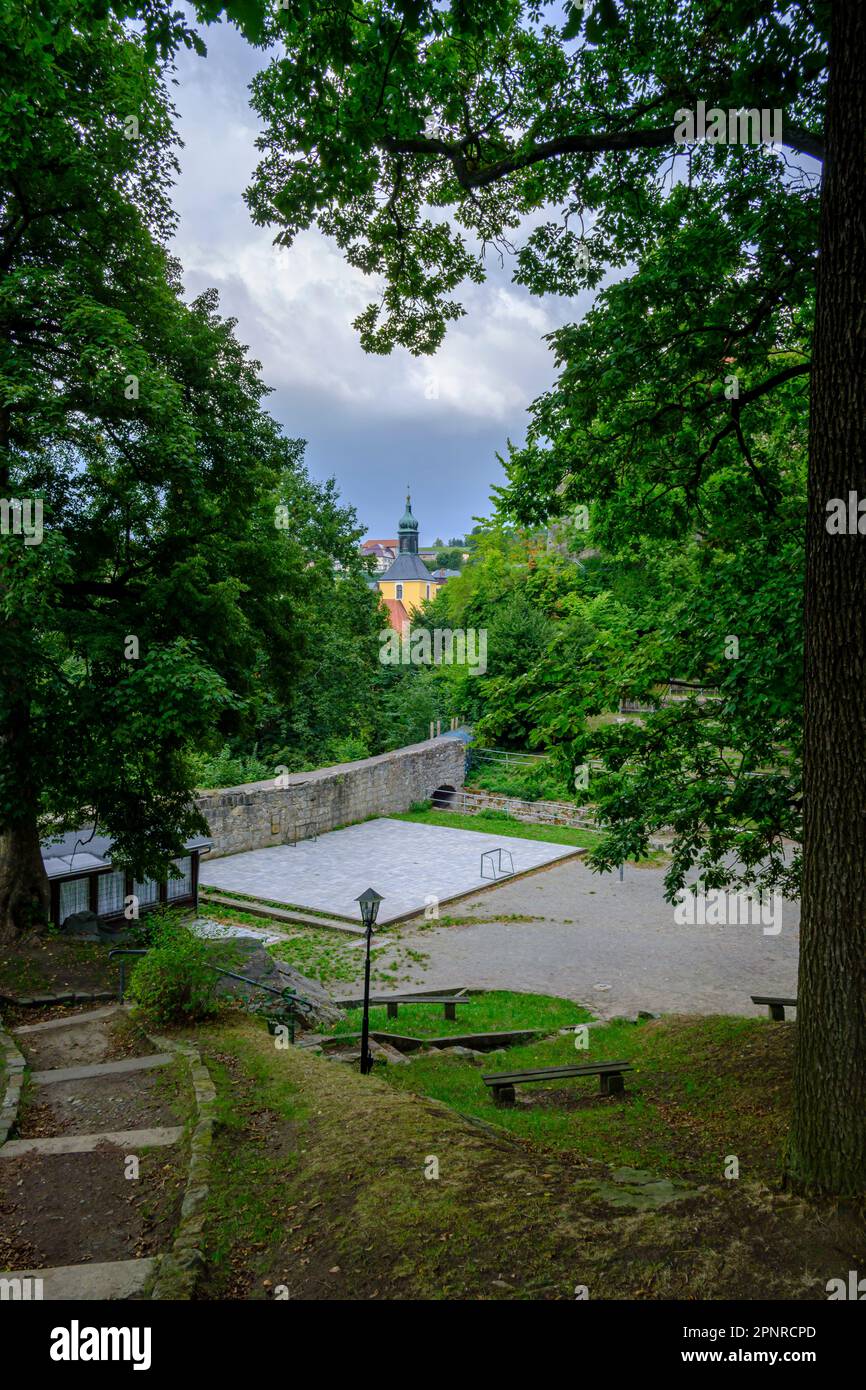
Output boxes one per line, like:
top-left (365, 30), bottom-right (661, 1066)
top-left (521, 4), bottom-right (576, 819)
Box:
top-left (0, 691), bottom-right (50, 943)
top-left (787, 0), bottom-right (866, 1196)
top-left (0, 399), bottom-right (50, 942)
top-left (0, 816), bottom-right (50, 945)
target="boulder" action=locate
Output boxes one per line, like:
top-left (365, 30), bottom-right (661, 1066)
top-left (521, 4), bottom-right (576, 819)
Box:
top-left (59, 910), bottom-right (100, 940)
top-left (204, 938), bottom-right (344, 1030)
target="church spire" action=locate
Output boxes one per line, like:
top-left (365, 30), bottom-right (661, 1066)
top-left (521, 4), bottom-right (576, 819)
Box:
top-left (398, 487), bottom-right (419, 554)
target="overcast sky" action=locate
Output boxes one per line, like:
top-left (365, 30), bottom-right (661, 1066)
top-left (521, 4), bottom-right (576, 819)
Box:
top-left (167, 19), bottom-right (584, 543)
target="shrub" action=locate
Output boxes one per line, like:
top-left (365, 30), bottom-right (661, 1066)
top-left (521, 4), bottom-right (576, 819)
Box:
top-left (190, 743), bottom-right (272, 789)
top-left (327, 735), bottom-right (370, 764)
top-left (128, 914), bottom-right (220, 1026)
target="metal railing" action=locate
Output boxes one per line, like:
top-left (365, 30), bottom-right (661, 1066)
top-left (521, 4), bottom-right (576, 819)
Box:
top-left (283, 818), bottom-right (320, 846)
top-left (206, 967), bottom-right (307, 1044)
top-left (109, 948), bottom-right (148, 1003)
top-left (109, 948), bottom-right (308, 1044)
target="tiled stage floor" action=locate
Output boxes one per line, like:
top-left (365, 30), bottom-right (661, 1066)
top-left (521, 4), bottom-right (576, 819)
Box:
top-left (198, 817), bottom-right (580, 924)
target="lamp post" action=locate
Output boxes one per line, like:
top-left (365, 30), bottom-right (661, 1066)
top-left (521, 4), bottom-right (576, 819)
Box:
top-left (356, 887), bottom-right (383, 1075)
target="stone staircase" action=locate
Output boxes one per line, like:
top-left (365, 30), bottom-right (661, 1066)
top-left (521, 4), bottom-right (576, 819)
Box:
top-left (0, 1004), bottom-right (188, 1300)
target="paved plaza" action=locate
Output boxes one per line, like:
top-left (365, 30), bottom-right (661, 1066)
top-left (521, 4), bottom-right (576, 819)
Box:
top-left (198, 817), bottom-right (581, 924)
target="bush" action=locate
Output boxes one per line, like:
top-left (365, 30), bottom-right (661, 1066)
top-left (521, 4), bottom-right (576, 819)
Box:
top-left (190, 743), bottom-right (273, 789)
top-left (128, 913), bottom-right (220, 1026)
top-left (327, 735), bottom-right (370, 764)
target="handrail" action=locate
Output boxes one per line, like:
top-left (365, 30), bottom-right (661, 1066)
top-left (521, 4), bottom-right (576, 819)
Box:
top-left (205, 966), bottom-right (311, 1044)
top-left (109, 948), bottom-right (310, 1043)
top-left (108, 948), bottom-right (148, 1003)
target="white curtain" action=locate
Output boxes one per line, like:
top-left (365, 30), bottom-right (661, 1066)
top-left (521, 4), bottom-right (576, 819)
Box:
top-left (166, 856), bottom-right (192, 900)
top-left (98, 871), bottom-right (126, 917)
top-left (133, 877), bottom-right (160, 907)
top-left (59, 877), bottom-right (89, 922)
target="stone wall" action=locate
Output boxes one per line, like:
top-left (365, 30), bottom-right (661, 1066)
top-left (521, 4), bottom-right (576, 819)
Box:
top-left (444, 787), bottom-right (598, 830)
top-left (195, 735), bottom-right (467, 859)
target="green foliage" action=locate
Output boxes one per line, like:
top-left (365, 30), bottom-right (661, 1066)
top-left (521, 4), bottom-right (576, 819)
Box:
top-left (0, 0), bottom-right (379, 903)
top-left (222, 0), bottom-right (821, 899)
top-left (467, 761), bottom-right (573, 803)
top-left (434, 548), bottom-right (463, 571)
top-left (128, 914), bottom-right (220, 1025)
top-left (326, 735), bottom-right (370, 765)
top-left (189, 745), bottom-right (274, 789)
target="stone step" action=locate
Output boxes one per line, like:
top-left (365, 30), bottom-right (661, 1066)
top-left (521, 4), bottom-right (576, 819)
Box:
top-left (199, 890), bottom-right (364, 936)
top-left (31, 1054), bottom-right (174, 1086)
top-left (13, 1005), bottom-right (124, 1037)
top-left (0, 990), bottom-right (115, 1009)
top-left (0, 1257), bottom-right (158, 1300)
top-left (1, 1126), bottom-right (183, 1158)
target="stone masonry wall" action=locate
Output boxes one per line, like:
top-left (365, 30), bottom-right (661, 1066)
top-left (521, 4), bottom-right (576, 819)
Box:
top-left (195, 735), bottom-right (467, 859)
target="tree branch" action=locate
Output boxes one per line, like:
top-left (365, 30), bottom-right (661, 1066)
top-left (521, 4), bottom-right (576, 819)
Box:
top-left (382, 120), bottom-right (823, 190)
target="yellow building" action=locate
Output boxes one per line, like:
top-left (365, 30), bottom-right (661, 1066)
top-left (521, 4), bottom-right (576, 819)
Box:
top-left (376, 493), bottom-right (443, 629)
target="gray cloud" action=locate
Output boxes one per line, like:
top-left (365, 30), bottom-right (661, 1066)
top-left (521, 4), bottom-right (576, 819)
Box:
top-left (168, 19), bottom-right (581, 540)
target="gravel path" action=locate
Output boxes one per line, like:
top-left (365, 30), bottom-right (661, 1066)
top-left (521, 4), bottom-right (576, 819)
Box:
top-left (361, 857), bottom-right (800, 1019)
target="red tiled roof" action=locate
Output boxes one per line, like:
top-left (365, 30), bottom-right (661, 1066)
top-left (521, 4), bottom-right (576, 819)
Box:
top-left (382, 598), bottom-right (409, 632)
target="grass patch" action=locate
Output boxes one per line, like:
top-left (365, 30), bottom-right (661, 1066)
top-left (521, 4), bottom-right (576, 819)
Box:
top-left (250, 922), bottom-right (429, 990)
top-left (393, 806), bottom-right (602, 850)
top-left (329, 990), bottom-right (590, 1039)
top-left (0, 936), bottom-right (118, 1000)
top-left (199, 886), bottom-right (357, 924)
top-left (183, 1013), bottom-right (862, 1301)
top-left (380, 1013), bottom-right (796, 1185)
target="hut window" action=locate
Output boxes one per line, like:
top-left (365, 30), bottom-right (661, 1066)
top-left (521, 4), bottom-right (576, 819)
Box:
top-left (59, 877), bottom-right (89, 922)
top-left (134, 877), bottom-right (160, 907)
top-left (166, 856), bottom-right (192, 900)
top-left (98, 871), bottom-right (126, 917)
top-left (395, 583), bottom-right (403, 600)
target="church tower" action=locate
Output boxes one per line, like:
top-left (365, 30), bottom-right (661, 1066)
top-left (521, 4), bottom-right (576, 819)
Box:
top-left (398, 490), bottom-right (419, 554)
top-left (376, 488), bottom-right (443, 630)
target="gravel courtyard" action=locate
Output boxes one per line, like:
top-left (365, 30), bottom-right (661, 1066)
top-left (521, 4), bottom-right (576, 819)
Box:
top-left (361, 855), bottom-right (800, 1019)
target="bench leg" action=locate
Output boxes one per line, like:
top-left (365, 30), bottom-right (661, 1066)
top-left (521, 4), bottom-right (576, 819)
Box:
top-left (444, 1002), bottom-right (456, 1021)
top-left (492, 1085), bottom-right (516, 1107)
top-left (600, 1071), bottom-right (624, 1096)
top-left (768, 1003), bottom-right (785, 1022)
top-left (387, 1001), bottom-right (398, 1020)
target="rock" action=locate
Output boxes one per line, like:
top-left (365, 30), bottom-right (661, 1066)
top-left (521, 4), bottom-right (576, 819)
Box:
top-left (369, 1039), bottom-right (410, 1065)
top-left (204, 938), bottom-right (344, 1030)
top-left (59, 910), bottom-right (100, 939)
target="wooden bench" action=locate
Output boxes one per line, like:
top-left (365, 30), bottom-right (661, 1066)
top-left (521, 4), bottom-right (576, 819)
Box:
top-left (381, 994), bottom-right (470, 1022)
top-left (751, 994), bottom-right (797, 1021)
top-left (482, 1060), bottom-right (634, 1106)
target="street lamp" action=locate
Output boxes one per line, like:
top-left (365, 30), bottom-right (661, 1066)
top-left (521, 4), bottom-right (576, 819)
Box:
top-left (356, 887), bottom-right (384, 1075)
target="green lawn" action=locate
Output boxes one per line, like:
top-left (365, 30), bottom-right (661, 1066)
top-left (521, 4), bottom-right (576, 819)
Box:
top-left (259, 921), bottom-right (428, 989)
top-left (184, 1013), bottom-right (857, 1302)
top-left (393, 806), bottom-right (603, 850)
top-left (329, 990), bottom-right (590, 1039)
top-left (379, 1011), bottom-right (795, 1185)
